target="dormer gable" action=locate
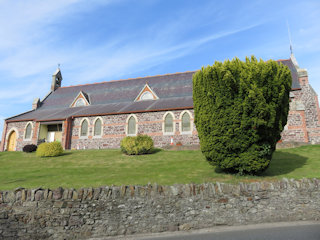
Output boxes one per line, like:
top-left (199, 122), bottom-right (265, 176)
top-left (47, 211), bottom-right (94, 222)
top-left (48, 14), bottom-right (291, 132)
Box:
top-left (134, 83), bottom-right (159, 102)
top-left (70, 91), bottom-right (90, 107)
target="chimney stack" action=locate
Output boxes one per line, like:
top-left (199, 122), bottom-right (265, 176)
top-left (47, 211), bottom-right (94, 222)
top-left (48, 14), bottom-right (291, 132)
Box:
top-left (32, 98), bottom-right (40, 110)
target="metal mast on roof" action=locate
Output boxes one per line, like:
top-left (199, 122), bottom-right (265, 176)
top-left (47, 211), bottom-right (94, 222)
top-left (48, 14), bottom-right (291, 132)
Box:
top-left (286, 20), bottom-right (293, 54)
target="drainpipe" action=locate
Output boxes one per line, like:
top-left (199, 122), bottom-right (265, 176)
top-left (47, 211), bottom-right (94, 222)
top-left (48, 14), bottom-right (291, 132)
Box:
top-left (0, 121), bottom-right (8, 151)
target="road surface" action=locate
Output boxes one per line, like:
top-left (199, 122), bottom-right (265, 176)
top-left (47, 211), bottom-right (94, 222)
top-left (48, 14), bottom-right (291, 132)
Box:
top-left (98, 221), bottom-right (320, 240)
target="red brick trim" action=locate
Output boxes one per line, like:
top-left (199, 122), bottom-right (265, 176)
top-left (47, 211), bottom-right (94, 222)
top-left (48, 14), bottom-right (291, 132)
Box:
top-left (0, 121), bottom-right (8, 151)
top-left (300, 111), bottom-right (309, 142)
top-left (32, 122), bottom-right (39, 145)
top-left (72, 107), bottom-right (194, 119)
top-left (63, 118), bottom-right (72, 150)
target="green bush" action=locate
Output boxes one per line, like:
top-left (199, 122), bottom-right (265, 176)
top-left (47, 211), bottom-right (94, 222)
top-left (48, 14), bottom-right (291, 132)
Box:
top-left (120, 135), bottom-right (154, 155)
top-left (36, 141), bottom-right (64, 157)
top-left (193, 56), bottom-right (291, 174)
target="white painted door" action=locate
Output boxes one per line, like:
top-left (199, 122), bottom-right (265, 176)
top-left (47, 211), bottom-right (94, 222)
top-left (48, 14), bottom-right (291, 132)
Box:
top-left (47, 132), bottom-right (55, 142)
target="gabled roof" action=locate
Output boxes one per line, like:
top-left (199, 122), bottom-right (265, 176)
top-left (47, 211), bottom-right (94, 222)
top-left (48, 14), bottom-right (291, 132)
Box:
top-left (6, 58), bottom-right (301, 122)
top-left (70, 91), bottom-right (90, 107)
top-left (134, 83), bottom-right (159, 101)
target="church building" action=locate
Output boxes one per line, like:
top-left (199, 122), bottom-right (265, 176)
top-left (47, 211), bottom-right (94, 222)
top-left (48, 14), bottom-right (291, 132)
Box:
top-left (1, 55), bottom-right (320, 151)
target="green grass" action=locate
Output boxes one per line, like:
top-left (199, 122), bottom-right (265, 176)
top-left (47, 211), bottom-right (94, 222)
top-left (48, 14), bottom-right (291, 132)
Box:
top-left (0, 145), bottom-right (319, 190)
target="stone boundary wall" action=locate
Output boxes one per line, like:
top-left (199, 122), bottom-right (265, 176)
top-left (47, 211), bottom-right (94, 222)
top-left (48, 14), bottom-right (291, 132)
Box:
top-left (0, 178), bottom-right (319, 239)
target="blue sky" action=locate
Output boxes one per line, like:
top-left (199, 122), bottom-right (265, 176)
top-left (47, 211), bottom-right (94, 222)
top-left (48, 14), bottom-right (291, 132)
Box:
top-left (1, 0), bottom-right (320, 137)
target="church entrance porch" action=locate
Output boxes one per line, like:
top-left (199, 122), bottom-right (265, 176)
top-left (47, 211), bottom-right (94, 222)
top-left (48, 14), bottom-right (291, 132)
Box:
top-left (38, 122), bottom-right (63, 143)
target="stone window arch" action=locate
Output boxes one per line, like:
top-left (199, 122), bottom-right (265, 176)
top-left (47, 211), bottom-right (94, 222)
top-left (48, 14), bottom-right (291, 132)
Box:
top-left (24, 122), bottom-right (33, 140)
top-left (180, 110), bottom-right (193, 134)
top-left (126, 114), bottom-right (138, 136)
top-left (75, 98), bottom-right (86, 107)
top-left (140, 91), bottom-right (154, 100)
top-left (163, 112), bottom-right (175, 135)
top-left (6, 127), bottom-right (19, 151)
top-left (93, 117), bottom-right (103, 137)
top-left (79, 118), bottom-right (90, 138)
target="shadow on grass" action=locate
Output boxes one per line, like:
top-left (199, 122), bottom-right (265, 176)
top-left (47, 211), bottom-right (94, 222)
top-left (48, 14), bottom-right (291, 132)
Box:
top-left (261, 151), bottom-right (308, 177)
top-left (151, 148), bottom-right (162, 154)
top-left (213, 151), bottom-right (308, 177)
top-left (60, 152), bottom-right (73, 156)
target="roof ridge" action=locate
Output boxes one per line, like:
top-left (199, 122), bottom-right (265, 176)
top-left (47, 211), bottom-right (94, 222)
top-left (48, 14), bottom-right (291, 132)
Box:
top-left (276, 58), bottom-right (291, 62)
top-left (60, 70), bottom-right (198, 89)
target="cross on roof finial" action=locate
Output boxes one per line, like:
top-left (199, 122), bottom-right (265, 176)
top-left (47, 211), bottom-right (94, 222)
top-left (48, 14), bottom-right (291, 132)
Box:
top-left (58, 63), bottom-right (61, 69)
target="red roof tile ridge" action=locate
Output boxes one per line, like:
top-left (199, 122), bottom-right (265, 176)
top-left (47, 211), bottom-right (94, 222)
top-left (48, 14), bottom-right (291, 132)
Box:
top-left (276, 58), bottom-right (291, 62)
top-left (60, 70), bottom-right (199, 89)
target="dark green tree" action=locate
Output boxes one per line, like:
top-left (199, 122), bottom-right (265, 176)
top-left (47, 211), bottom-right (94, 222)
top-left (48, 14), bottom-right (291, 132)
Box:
top-left (193, 56), bottom-right (292, 174)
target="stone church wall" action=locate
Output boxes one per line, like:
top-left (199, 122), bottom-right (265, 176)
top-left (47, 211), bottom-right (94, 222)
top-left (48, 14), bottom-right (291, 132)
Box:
top-left (70, 110), bottom-right (199, 149)
top-left (0, 178), bottom-right (319, 239)
top-left (281, 84), bottom-right (320, 143)
top-left (3, 121), bottom-right (37, 151)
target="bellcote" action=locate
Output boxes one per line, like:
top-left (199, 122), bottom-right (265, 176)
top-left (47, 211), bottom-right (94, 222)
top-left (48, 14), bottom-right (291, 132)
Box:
top-left (51, 68), bottom-right (63, 91)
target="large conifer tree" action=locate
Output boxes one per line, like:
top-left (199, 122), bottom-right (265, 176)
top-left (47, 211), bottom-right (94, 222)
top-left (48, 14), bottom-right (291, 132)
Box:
top-left (193, 56), bottom-right (292, 174)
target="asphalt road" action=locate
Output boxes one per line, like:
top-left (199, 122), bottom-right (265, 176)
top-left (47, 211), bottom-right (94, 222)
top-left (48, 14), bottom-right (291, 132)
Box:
top-left (100, 221), bottom-right (320, 240)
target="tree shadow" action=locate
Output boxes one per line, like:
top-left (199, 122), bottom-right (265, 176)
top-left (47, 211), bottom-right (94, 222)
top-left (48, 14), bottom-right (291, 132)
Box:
top-left (213, 151), bottom-right (308, 177)
top-left (261, 151), bottom-right (308, 176)
top-left (60, 152), bottom-right (73, 156)
top-left (151, 148), bottom-right (162, 154)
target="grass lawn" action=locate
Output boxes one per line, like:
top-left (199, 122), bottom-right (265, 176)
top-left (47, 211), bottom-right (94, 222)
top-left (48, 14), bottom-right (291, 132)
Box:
top-left (0, 145), bottom-right (319, 190)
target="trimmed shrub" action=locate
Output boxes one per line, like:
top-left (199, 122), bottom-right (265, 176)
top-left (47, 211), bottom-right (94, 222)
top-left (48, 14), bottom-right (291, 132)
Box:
top-left (120, 135), bottom-right (154, 155)
top-left (193, 56), bottom-right (291, 174)
top-left (36, 141), bottom-right (64, 157)
top-left (23, 144), bottom-right (37, 153)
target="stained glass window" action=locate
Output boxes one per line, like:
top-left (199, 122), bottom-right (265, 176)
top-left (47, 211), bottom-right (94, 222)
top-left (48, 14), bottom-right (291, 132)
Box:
top-left (25, 123), bottom-right (32, 139)
top-left (81, 119), bottom-right (88, 136)
top-left (94, 118), bottom-right (102, 136)
top-left (164, 113), bottom-right (173, 133)
top-left (128, 116), bottom-right (136, 135)
top-left (182, 112), bottom-right (191, 132)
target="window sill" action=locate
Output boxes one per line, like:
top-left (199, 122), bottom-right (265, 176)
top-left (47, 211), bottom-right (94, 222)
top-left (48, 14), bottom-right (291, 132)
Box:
top-left (180, 131), bottom-right (192, 135)
top-left (163, 132), bottom-right (174, 136)
top-left (127, 134), bottom-right (137, 136)
top-left (93, 135), bottom-right (102, 139)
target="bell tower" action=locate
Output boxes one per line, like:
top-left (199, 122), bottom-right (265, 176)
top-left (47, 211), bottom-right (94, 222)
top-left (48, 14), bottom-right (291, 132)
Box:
top-left (51, 66), bottom-right (63, 91)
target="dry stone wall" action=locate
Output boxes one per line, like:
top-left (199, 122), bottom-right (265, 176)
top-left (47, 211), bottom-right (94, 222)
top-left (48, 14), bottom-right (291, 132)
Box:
top-left (0, 178), bottom-right (319, 239)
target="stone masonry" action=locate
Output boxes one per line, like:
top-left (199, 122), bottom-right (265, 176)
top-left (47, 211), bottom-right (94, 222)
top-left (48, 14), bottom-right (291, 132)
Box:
top-left (70, 110), bottom-right (198, 150)
top-left (0, 178), bottom-right (319, 239)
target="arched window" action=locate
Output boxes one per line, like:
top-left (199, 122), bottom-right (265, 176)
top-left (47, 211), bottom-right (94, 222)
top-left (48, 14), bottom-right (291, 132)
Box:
top-left (94, 118), bottom-right (102, 136)
top-left (127, 115), bottom-right (137, 135)
top-left (140, 91), bottom-right (154, 100)
top-left (24, 123), bottom-right (32, 140)
top-left (75, 98), bottom-right (86, 107)
top-left (80, 119), bottom-right (88, 137)
top-left (164, 113), bottom-right (174, 133)
top-left (181, 112), bottom-right (191, 133)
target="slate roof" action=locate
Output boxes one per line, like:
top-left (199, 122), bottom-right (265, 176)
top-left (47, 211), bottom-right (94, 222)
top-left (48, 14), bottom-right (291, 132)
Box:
top-left (278, 59), bottom-right (300, 89)
top-left (7, 59), bottom-right (300, 122)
